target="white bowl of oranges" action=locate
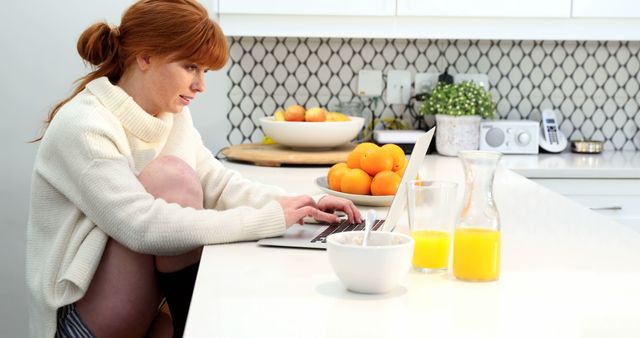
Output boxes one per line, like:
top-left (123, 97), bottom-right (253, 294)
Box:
top-left (260, 104), bottom-right (364, 149)
top-left (317, 143), bottom-right (407, 206)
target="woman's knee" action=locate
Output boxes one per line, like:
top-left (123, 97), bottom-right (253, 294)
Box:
top-left (155, 247), bottom-right (202, 273)
top-left (138, 156), bottom-right (203, 209)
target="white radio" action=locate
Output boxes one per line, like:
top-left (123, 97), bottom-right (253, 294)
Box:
top-left (479, 120), bottom-right (539, 154)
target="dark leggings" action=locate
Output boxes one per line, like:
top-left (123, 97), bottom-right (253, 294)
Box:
top-left (157, 261), bottom-right (200, 338)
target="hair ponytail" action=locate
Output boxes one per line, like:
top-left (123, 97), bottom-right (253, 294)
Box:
top-left (32, 23), bottom-right (123, 142)
top-left (77, 23), bottom-right (122, 73)
top-left (33, 0), bottom-right (228, 142)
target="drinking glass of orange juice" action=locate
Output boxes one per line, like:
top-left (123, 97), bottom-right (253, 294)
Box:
top-left (406, 180), bottom-right (458, 272)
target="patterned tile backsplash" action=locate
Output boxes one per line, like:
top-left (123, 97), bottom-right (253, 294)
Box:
top-left (226, 37), bottom-right (640, 150)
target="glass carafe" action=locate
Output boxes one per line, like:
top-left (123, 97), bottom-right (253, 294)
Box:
top-left (453, 150), bottom-right (502, 282)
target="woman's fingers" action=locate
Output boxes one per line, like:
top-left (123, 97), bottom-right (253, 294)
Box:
top-left (341, 200), bottom-right (360, 224)
top-left (291, 206), bottom-right (339, 224)
top-left (317, 196), bottom-right (362, 224)
top-left (303, 206), bottom-right (340, 224)
top-left (279, 195), bottom-right (364, 227)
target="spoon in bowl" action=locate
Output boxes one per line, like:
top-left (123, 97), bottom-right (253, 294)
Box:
top-left (362, 209), bottom-right (376, 247)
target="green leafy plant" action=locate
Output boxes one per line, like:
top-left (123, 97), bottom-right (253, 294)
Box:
top-left (419, 81), bottom-right (496, 119)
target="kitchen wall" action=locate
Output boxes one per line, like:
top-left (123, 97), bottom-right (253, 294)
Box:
top-left (226, 37), bottom-right (640, 150)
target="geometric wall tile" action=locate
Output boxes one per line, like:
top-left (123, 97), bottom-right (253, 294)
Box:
top-left (227, 38), bottom-right (640, 150)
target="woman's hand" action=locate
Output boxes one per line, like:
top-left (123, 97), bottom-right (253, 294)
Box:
top-left (278, 195), bottom-right (341, 228)
top-left (277, 195), bottom-right (362, 228)
top-left (317, 195), bottom-right (362, 225)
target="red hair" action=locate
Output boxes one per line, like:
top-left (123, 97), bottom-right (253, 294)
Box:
top-left (34, 0), bottom-right (228, 141)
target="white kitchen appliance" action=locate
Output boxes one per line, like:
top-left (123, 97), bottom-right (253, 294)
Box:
top-left (539, 109), bottom-right (568, 153)
top-left (373, 129), bottom-right (425, 154)
top-left (479, 120), bottom-right (539, 154)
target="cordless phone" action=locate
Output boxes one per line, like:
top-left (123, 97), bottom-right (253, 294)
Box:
top-left (539, 109), bottom-right (568, 153)
top-left (541, 110), bottom-right (559, 144)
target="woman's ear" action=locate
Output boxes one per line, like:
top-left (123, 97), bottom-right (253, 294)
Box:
top-left (135, 53), bottom-right (152, 71)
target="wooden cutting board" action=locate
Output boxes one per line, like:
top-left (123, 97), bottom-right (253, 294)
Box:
top-left (221, 143), bottom-right (355, 167)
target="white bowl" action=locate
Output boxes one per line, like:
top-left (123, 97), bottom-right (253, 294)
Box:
top-left (327, 231), bottom-right (414, 294)
top-left (260, 116), bottom-right (365, 149)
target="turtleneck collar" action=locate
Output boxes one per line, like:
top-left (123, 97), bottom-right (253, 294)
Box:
top-left (86, 77), bottom-right (173, 143)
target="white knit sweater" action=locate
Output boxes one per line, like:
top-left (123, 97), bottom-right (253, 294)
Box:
top-left (26, 77), bottom-right (287, 337)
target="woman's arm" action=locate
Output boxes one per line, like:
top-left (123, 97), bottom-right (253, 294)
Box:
top-left (37, 122), bottom-right (286, 256)
top-left (192, 128), bottom-right (288, 210)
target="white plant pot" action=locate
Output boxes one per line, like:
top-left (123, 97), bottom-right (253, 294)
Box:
top-left (434, 114), bottom-right (482, 156)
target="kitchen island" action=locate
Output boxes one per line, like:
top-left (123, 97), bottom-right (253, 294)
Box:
top-left (184, 155), bottom-right (640, 338)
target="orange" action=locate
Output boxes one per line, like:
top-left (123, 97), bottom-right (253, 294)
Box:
top-left (370, 170), bottom-right (402, 196)
top-left (340, 168), bottom-right (372, 195)
top-left (327, 163), bottom-right (349, 191)
top-left (381, 144), bottom-right (406, 172)
top-left (360, 147), bottom-right (393, 176)
top-left (327, 162), bottom-right (347, 177)
top-left (346, 142), bottom-right (378, 169)
top-left (393, 158), bottom-right (407, 177)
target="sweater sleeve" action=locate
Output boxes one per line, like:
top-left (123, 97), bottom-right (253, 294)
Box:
top-left (38, 119), bottom-right (286, 256)
top-left (191, 129), bottom-right (289, 211)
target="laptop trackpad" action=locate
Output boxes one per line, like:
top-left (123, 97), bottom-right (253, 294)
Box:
top-left (284, 224), bottom-right (325, 239)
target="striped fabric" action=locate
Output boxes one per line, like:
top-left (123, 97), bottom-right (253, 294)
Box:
top-left (55, 304), bottom-right (95, 338)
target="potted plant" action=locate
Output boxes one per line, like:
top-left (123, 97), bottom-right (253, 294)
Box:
top-left (419, 81), bottom-right (496, 156)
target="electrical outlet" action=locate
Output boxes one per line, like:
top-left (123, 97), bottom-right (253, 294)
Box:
top-left (386, 70), bottom-right (411, 104)
top-left (357, 70), bottom-right (383, 97)
top-left (415, 72), bottom-right (439, 94)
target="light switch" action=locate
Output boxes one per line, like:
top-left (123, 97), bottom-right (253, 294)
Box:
top-left (386, 70), bottom-right (411, 104)
top-left (357, 70), bottom-right (383, 97)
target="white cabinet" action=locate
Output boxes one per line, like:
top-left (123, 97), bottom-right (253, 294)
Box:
top-left (215, 0), bottom-right (397, 38)
top-left (213, 0), bottom-right (640, 40)
top-left (532, 179), bottom-right (640, 230)
top-left (396, 0), bottom-right (571, 18)
top-left (572, 0), bottom-right (640, 18)
top-left (218, 0), bottom-right (395, 16)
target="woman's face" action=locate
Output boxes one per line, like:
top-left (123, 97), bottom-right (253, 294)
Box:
top-left (142, 56), bottom-right (208, 115)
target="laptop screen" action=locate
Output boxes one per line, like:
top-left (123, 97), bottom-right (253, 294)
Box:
top-left (379, 127), bottom-right (435, 231)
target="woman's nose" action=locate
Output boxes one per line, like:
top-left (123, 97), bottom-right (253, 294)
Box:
top-left (192, 73), bottom-right (206, 93)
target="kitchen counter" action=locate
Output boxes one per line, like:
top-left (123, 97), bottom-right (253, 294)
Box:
top-left (184, 156), bottom-right (640, 338)
top-left (500, 150), bottom-right (640, 178)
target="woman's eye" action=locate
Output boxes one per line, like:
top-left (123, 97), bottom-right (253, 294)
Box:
top-left (186, 64), bottom-right (198, 71)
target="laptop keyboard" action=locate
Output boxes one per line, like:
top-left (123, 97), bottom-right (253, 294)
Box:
top-left (310, 219), bottom-right (385, 243)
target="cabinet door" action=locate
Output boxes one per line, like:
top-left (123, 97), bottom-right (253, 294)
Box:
top-left (532, 179), bottom-right (640, 232)
top-left (219, 0), bottom-right (396, 16)
top-left (572, 0), bottom-right (640, 18)
top-left (396, 0), bottom-right (571, 18)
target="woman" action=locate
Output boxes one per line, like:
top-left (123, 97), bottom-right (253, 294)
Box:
top-left (26, 1), bottom-right (361, 337)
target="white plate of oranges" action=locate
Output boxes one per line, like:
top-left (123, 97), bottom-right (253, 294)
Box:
top-left (315, 176), bottom-right (393, 207)
top-left (316, 143), bottom-right (407, 207)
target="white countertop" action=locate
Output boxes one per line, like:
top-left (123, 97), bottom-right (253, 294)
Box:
top-left (184, 156), bottom-right (640, 338)
top-left (501, 150), bottom-right (640, 178)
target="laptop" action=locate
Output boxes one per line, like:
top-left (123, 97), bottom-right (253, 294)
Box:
top-left (257, 127), bottom-right (435, 249)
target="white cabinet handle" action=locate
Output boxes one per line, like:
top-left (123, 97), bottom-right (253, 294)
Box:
top-left (590, 206), bottom-right (623, 211)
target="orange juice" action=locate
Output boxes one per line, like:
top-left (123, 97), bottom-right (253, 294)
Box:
top-left (410, 230), bottom-right (451, 270)
top-left (453, 228), bottom-right (500, 281)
